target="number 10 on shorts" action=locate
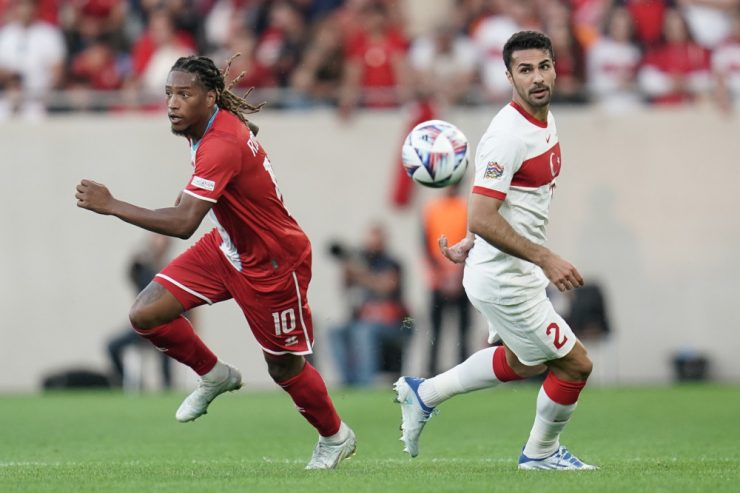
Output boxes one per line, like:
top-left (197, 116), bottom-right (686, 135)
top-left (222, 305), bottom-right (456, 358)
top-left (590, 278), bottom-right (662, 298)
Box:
top-left (273, 308), bottom-right (297, 335)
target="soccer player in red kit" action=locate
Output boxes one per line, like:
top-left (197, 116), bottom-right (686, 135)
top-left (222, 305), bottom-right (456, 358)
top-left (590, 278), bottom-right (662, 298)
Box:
top-left (75, 55), bottom-right (356, 469)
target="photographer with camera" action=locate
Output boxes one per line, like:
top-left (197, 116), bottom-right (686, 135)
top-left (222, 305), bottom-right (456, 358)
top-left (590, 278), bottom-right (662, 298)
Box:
top-left (328, 223), bottom-right (411, 387)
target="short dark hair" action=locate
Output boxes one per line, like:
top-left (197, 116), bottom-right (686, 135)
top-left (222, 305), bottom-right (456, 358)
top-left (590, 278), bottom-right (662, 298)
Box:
top-left (503, 31), bottom-right (554, 71)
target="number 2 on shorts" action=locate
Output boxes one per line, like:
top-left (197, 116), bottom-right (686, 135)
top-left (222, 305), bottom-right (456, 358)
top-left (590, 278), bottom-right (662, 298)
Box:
top-left (546, 322), bottom-right (568, 349)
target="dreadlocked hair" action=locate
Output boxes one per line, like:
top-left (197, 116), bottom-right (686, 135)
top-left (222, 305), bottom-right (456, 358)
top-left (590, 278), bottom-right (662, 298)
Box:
top-left (171, 54), bottom-right (265, 135)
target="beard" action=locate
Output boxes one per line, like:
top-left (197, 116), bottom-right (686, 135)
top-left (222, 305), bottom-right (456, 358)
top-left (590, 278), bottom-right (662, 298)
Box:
top-left (170, 125), bottom-right (190, 137)
top-left (525, 86), bottom-right (551, 108)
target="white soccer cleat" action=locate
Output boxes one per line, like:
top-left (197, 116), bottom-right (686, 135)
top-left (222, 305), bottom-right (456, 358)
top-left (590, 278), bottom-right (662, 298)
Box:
top-left (305, 422), bottom-right (357, 470)
top-left (518, 446), bottom-right (598, 470)
top-left (175, 361), bottom-right (242, 423)
top-left (394, 376), bottom-right (436, 458)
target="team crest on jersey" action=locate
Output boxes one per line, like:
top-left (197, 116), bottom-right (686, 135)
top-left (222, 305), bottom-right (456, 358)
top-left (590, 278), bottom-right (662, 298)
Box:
top-left (484, 161), bottom-right (504, 179)
top-left (191, 176), bottom-right (215, 191)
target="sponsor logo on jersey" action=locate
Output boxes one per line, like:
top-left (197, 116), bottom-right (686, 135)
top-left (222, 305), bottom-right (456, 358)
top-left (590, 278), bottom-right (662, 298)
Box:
top-left (484, 161), bottom-right (504, 179)
top-left (285, 336), bottom-right (299, 346)
top-left (191, 176), bottom-right (215, 191)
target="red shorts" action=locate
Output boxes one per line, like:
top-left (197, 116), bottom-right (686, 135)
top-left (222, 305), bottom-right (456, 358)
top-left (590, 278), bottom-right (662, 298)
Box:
top-left (154, 232), bottom-right (314, 355)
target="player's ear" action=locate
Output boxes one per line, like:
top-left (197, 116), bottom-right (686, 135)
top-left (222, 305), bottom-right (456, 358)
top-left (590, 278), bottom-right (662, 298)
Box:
top-left (206, 89), bottom-right (216, 107)
top-left (505, 70), bottom-right (512, 84)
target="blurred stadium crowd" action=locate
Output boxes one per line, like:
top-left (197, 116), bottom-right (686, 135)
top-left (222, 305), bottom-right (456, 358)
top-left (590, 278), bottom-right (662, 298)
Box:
top-left (1, 0), bottom-right (739, 119)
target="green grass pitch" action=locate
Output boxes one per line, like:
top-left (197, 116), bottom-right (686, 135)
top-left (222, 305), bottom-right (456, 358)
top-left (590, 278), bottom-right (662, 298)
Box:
top-left (1, 384), bottom-right (738, 492)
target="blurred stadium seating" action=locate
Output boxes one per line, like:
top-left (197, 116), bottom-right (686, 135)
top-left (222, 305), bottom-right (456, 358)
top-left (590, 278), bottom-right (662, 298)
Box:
top-left (1, 0), bottom-right (739, 118)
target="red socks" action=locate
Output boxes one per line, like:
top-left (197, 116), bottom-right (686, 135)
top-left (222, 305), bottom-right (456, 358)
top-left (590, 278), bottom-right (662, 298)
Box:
top-left (136, 318), bottom-right (341, 437)
top-left (134, 315), bottom-right (217, 376)
top-left (492, 346), bottom-right (525, 382)
top-left (542, 371), bottom-right (587, 405)
top-left (278, 362), bottom-right (341, 437)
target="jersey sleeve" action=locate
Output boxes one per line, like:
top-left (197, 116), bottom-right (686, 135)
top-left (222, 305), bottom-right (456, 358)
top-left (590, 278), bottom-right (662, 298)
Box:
top-left (184, 138), bottom-right (240, 203)
top-left (472, 132), bottom-right (526, 200)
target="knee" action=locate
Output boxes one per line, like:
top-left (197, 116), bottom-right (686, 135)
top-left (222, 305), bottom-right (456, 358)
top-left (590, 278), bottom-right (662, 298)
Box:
top-left (579, 356), bottom-right (594, 380)
top-left (570, 355), bottom-right (593, 381)
top-left (129, 301), bottom-right (158, 331)
top-left (266, 355), bottom-right (304, 383)
top-left (128, 282), bottom-right (182, 331)
top-left (513, 362), bottom-right (547, 378)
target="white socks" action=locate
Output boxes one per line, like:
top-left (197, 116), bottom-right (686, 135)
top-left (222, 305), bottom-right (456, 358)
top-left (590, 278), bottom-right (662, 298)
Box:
top-left (203, 360), bottom-right (229, 382)
top-left (417, 345), bottom-right (584, 460)
top-left (321, 421), bottom-right (350, 444)
top-left (522, 385), bottom-right (577, 458)
top-left (418, 347), bottom-right (502, 408)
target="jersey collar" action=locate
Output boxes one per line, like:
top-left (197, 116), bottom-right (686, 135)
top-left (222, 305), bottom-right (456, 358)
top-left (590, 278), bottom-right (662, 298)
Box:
top-left (191, 105), bottom-right (220, 153)
top-left (509, 101), bottom-right (548, 128)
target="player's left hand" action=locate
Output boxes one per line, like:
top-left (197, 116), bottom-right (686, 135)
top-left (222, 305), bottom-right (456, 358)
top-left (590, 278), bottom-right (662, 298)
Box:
top-left (540, 252), bottom-right (584, 292)
top-left (75, 179), bottom-right (114, 215)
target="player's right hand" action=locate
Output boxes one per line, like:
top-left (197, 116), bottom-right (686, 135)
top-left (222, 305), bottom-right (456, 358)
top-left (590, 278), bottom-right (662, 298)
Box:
top-left (75, 179), bottom-right (114, 215)
top-left (439, 235), bottom-right (474, 264)
top-left (540, 252), bottom-right (584, 292)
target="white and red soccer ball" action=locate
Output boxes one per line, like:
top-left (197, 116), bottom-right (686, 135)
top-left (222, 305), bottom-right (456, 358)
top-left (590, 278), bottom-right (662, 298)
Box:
top-left (401, 120), bottom-right (469, 188)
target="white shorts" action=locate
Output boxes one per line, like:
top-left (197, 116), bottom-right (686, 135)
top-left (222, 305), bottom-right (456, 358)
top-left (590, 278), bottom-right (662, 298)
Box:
top-left (467, 292), bottom-right (577, 366)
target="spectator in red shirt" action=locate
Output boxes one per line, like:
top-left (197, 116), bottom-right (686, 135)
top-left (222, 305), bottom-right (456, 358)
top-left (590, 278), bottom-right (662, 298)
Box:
top-left (638, 8), bottom-right (712, 105)
top-left (622, 0), bottom-right (669, 48)
top-left (69, 39), bottom-right (123, 91)
top-left (338, 1), bottom-right (410, 117)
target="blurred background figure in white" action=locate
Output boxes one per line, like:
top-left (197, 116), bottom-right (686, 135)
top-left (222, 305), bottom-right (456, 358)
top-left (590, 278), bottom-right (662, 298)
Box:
top-left (473, 0), bottom-right (540, 102)
top-left (587, 5), bottom-right (642, 113)
top-left (678, 0), bottom-right (740, 50)
top-left (0, 0), bottom-right (66, 120)
top-left (408, 18), bottom-right (479, 108)
top-left (712, 7), bottom-right (740, 112)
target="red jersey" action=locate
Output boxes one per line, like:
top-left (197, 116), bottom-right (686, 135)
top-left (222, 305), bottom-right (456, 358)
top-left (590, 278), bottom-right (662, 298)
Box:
top-left (183, 109), bottom-right (311, 280)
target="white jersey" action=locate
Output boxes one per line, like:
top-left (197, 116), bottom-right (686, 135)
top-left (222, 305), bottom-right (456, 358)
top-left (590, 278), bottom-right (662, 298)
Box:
top-left (464, 101), bottom-right (561, 305)
top-left (712, 38), bottom-right (740, 99)
top-left (586, 37), bottom-right (642, 113)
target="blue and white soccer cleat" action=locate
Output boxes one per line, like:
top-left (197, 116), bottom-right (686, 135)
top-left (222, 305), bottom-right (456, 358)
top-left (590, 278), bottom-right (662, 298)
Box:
top-left (518, 446), bottom-right (598, 470)
top-left (393, 376), bottom-right (436, 458)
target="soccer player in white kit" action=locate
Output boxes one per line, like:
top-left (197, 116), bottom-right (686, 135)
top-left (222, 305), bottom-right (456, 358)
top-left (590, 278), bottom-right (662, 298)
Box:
top-left (394, 31), bottom-right (597, 470)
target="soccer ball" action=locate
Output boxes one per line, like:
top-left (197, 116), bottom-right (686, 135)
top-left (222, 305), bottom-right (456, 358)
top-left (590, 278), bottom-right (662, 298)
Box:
top-left (401, 119), bottom-right (469, 188)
